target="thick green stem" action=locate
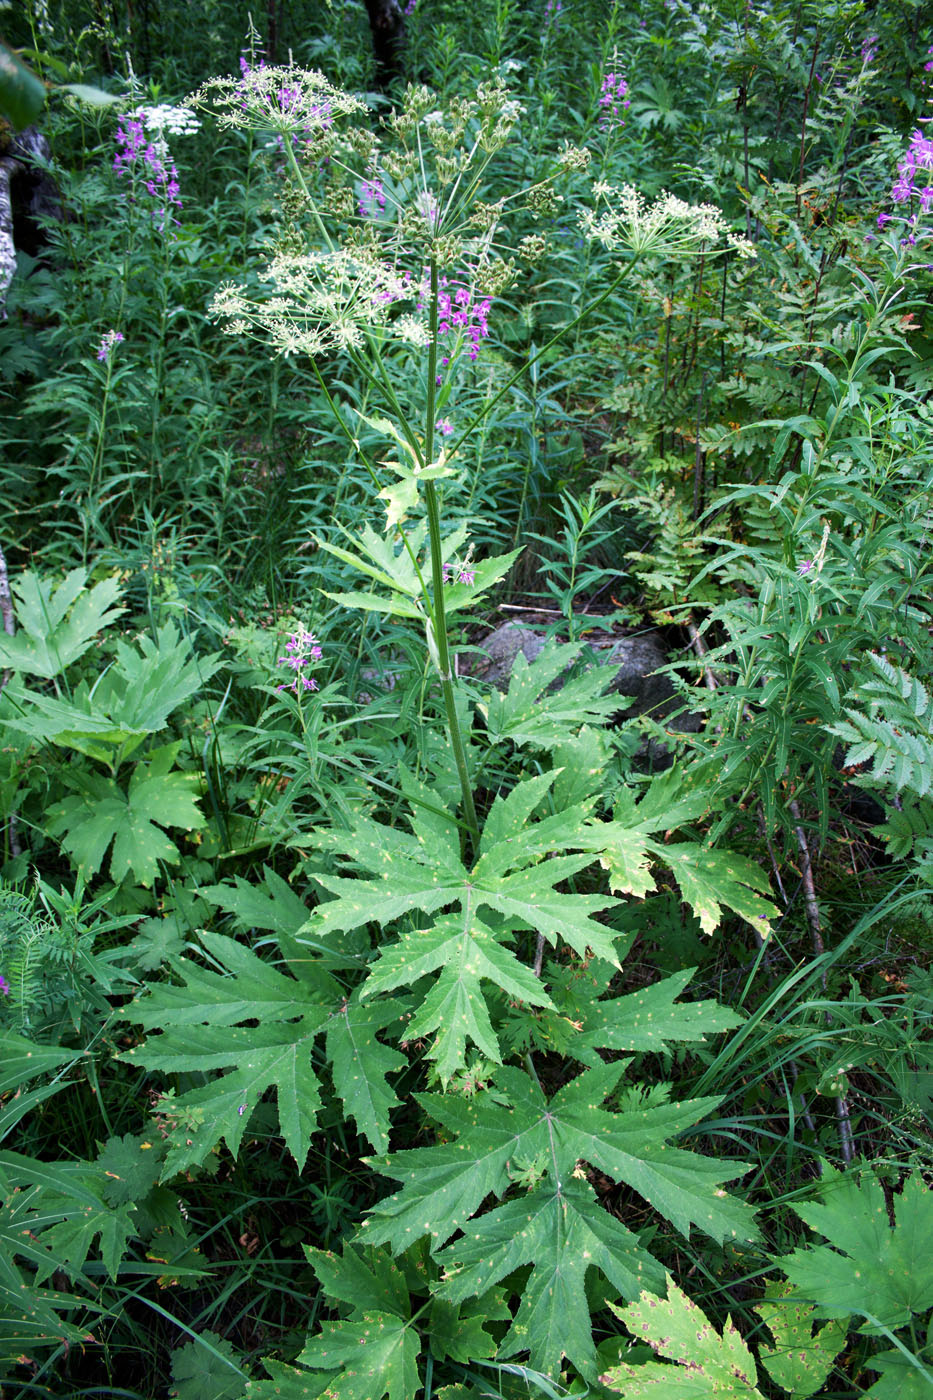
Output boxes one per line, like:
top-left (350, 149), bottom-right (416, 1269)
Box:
top-left (424, 258), bottom-right (480, 848)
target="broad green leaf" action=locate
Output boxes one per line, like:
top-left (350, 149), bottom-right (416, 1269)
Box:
top-left (439, 1181), bottom-right (664, 1379)
top-left (0, 41), bottom-right (47, 129)
top-left (308, 782), bottom-right (622, 1078)
top-left (8, 622), bottom-right (219, 757)
top-left (659, 845), bottom-right (778, 937)
top-left (363, 915), bottom-right (551, 1079)
top-left (171, 1330), bottom-right (248, 1400)
top-left (602, 1276), bottom-right (764, 1396)
top-left (47, 744), bottom-right (206, 885)
top-left (244, 1359), bottom-right (330, 1397)
top-left (120, 931), bottom-right (334, 1173)
top-left (305, 1243), bottom-right (410, 1318)
top-left (478, 642), bottom-right (621, 750)
top-left (199, 867), bottom-right (311, 938)
top-left (60, 81), bottom-right (119, 106)
top-left (597, 822), bottom-right (658, 899)
top-left (864, 1349), bottom-right (933, 1400)
top-left (35, 1199), bottom-right (136, 1283)
top-left (0, 1034), bottom-right (76, 1096)
top-left (364, 1065), bottom-right (756, 1375)
top-left (427, 1287), bottom-right (509, 1364)
top-left (575, 772), bottom-right (779, 936)
top-left (755, 1279), bottom-right (848, 1398)
top-left (0, 568), bottom-right (123, 678)
top-left (325, 994), bottom-right (406, 1152)
top-left (565, 968), bottom-right (743, 1064)
top-left (297, 1310), bottom-right (420, 1400)
top-left (780, 1167), bottom-right (933, 1329)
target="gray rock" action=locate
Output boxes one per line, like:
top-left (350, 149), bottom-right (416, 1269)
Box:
top-left (473, 621), bottom-right (701, 766)
top-left (471, 622), bottom-right (546, 690)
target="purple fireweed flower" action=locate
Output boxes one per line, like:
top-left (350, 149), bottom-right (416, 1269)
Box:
top-left (544, 0), bottom-right (562, 26)
top-left (598, 71), bottom-right (630, 129)
top-left (97, 329), bottom-right (124, 361)
top-left (877, 123), bottom-right (933, 245)
top-left (442, 561), bottom-right (475, 585)
top-left (0, 973), bottom-right (9, 997)
top-left (114, 109), bottom-right (184, 231)
top-left (797, 559), bottom-right (814, 576)
top-left (276, 629), bottom-right (323, 693)
top-left (436, 418), bottom-right (453, 435)
top-left (359, 167), bottom-right (386, 219)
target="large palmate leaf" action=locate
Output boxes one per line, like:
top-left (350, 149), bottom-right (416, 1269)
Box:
top-left (477, 641), bottom-right (622, 750)
top-left (602, 1276), bottom-right (764, 1396)
top-left (47, 743), bottom-right (207, 885)
top-left (779, 1167), bottom-right (933, 1330)
top-left (361, 1062), bottom-right (757, 1378)
top-left (305, 773), bottom-right (621, 1080)
top-left (120, 930), bottom-right (336, 1175)
top-left (0, 567), bottom-right (123, 679)
top-left (10, 621), bottom-right (221, 761)
top-left (121, 930), bottom-right (406, 1173)
top-left (247, 1242), bottom-right (506, 1399)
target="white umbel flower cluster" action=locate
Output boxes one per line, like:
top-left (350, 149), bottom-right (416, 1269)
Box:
top-left (582, 182), bottom-right (756, 259)
top-left (135, 103), bottom-right (201, 137)
top-left (208, 249), bottom-right (421, 357)
top-left (188, 65), bottom-right (364, 137)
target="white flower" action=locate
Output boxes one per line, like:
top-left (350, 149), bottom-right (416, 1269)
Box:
top-left (580, 182), bottom-right (756, 260)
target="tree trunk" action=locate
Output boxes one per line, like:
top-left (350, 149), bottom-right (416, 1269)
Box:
top-left (362, 0), bottom-right (407, 89)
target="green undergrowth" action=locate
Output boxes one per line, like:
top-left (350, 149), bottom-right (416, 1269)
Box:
top-left (0, 0), bottom-right (932, 1396)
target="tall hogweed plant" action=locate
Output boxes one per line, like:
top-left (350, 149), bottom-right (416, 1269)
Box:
top-left (104, 64), bottom-right (783, 1393)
